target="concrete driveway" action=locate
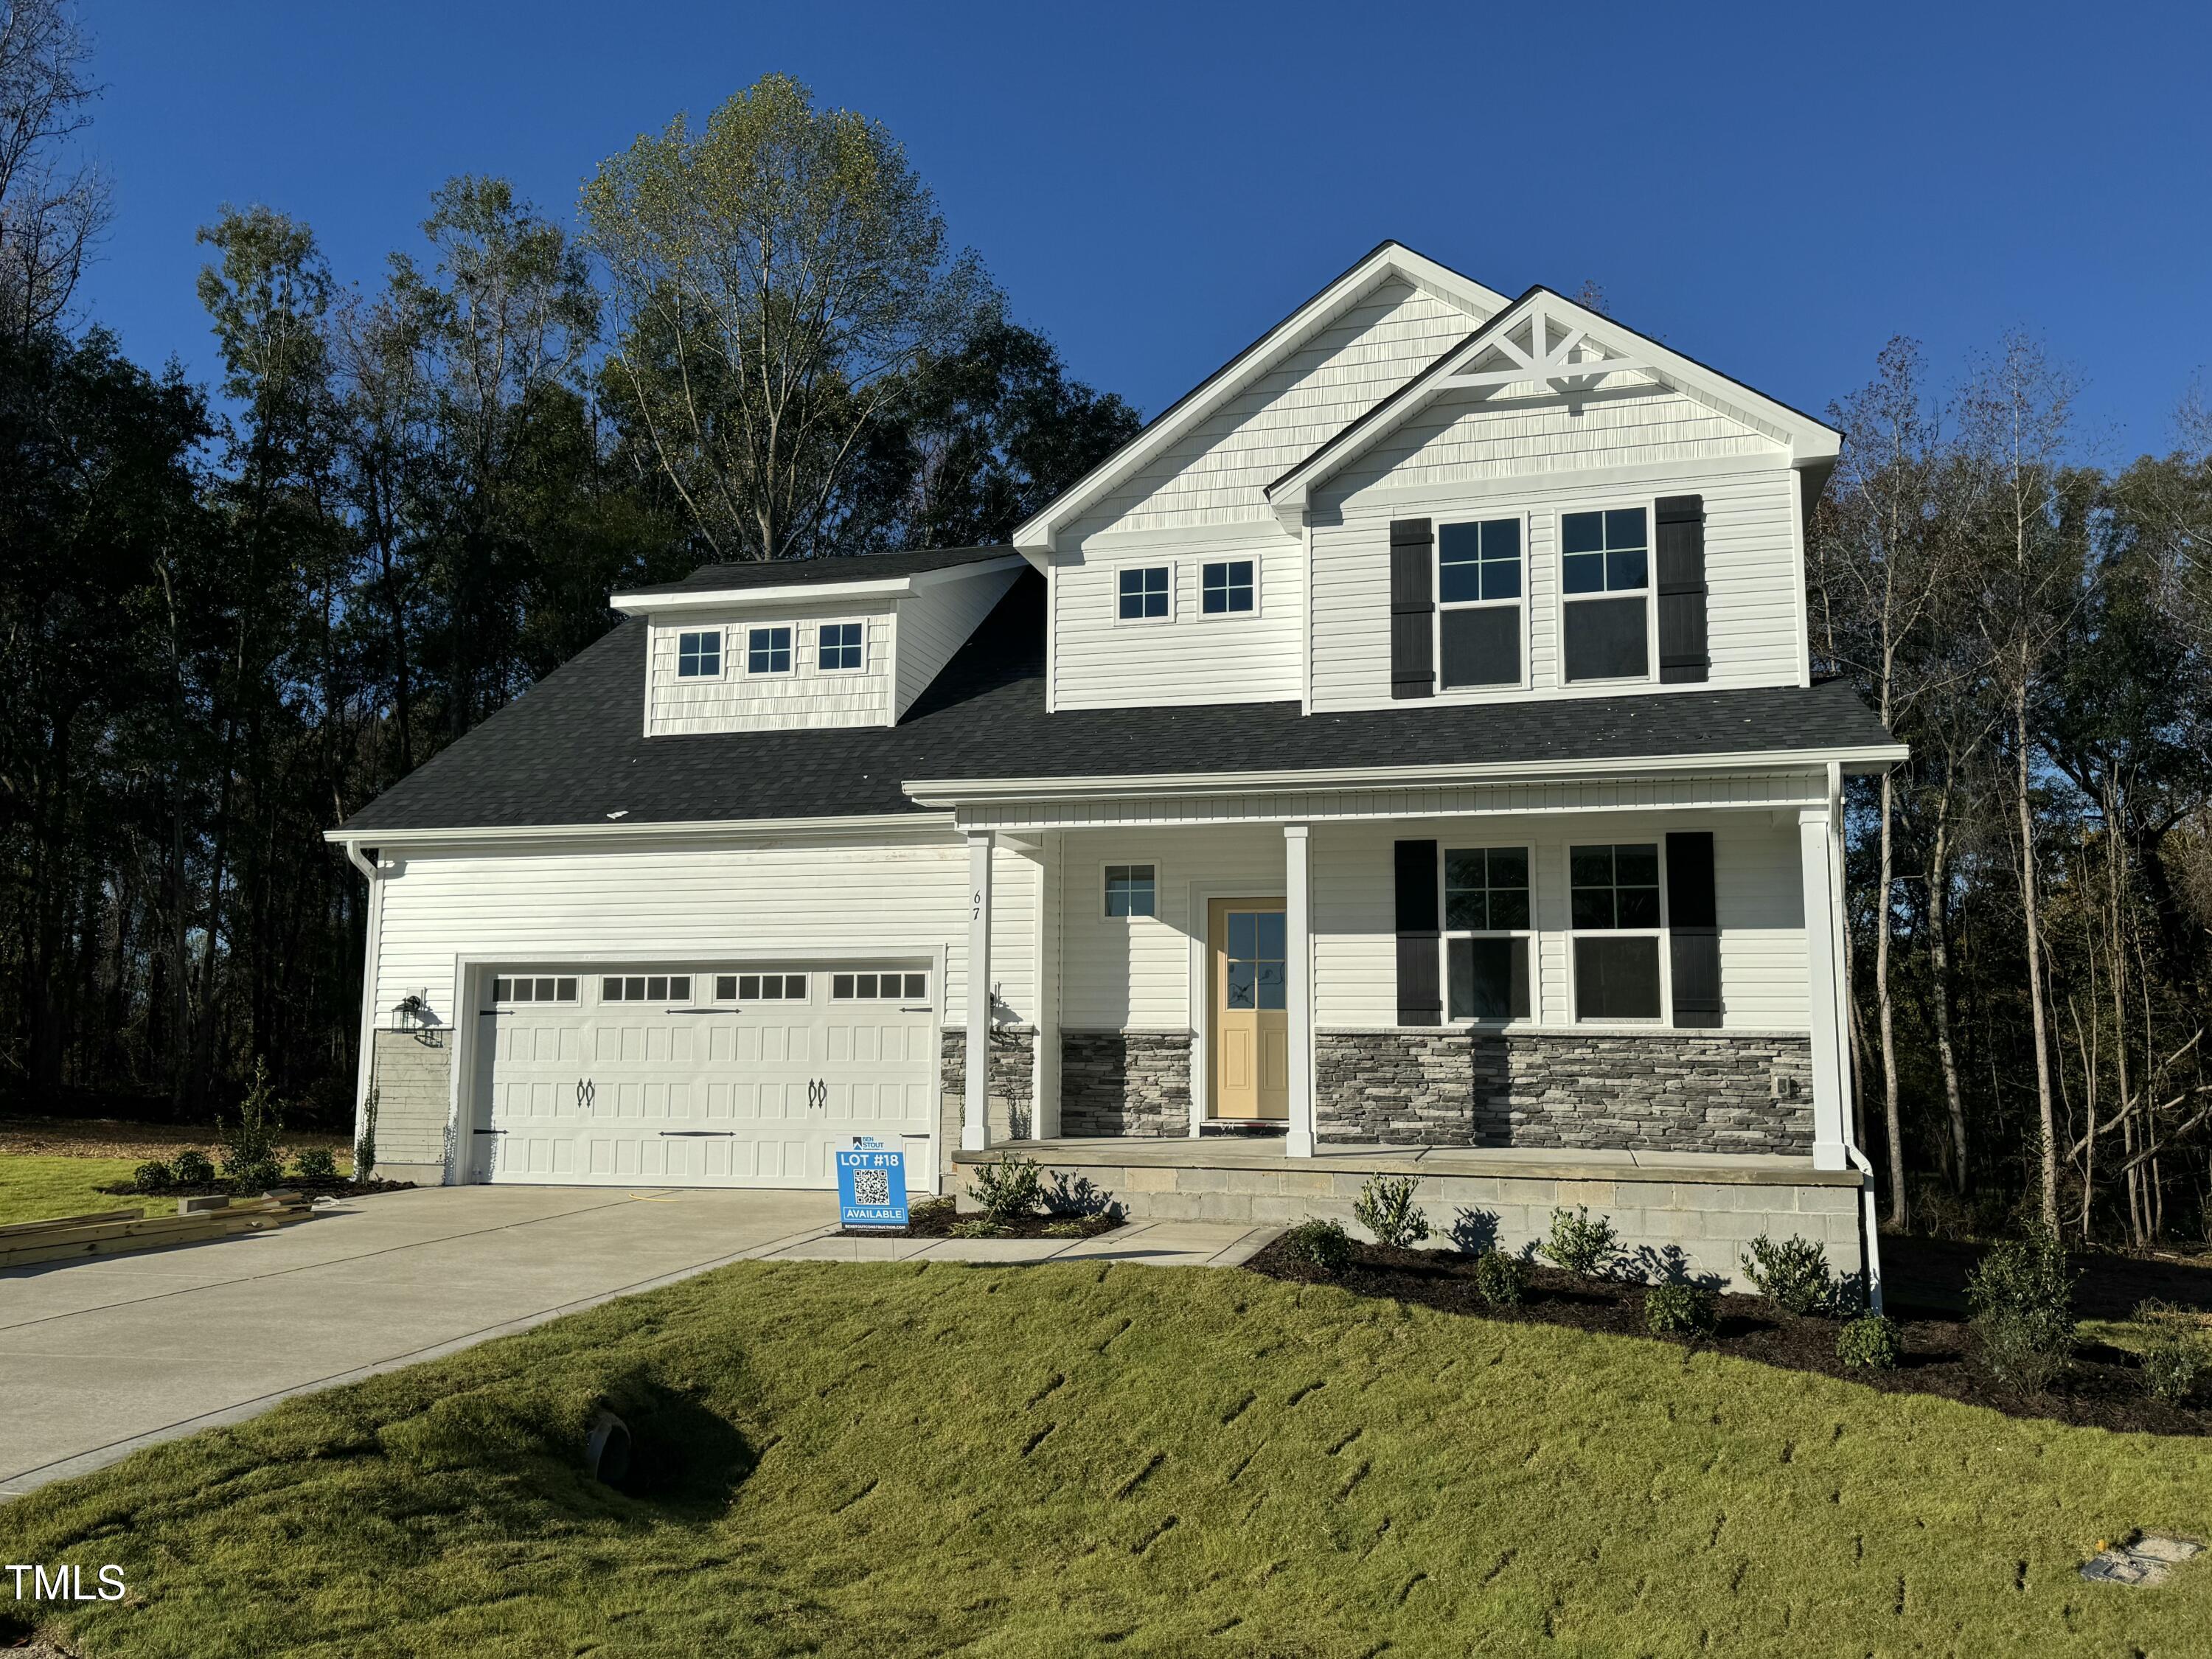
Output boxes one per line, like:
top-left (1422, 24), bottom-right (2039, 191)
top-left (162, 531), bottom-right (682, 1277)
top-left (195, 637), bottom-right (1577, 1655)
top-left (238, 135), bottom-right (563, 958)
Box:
top-left (0, 1185), bottom-right (835, 1497)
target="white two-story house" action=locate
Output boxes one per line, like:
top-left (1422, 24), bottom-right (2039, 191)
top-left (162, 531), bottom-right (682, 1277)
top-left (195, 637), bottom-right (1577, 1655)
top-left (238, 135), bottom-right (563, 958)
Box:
top-left (330, 243), bottom-right (1903, 1288)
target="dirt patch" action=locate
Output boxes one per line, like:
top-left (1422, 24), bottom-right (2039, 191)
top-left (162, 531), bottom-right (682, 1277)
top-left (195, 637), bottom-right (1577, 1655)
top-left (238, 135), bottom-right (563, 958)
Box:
top-left (0, 1115), bottom-right (349, 1163)
top-left (839, 1203), bottom-right (1120, 1242)
top-left (1245, 1234), bottom-right (2212, 1437)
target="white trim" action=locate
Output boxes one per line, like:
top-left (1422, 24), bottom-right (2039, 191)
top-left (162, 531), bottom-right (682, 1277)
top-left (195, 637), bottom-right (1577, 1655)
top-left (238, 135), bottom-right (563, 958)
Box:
top-left (1101, 860), bottom-right (1160, 920)
top-left (1111, 560), bottom-right (1177, 626)
top-left (964, 830), bottom-right (994, 1152)
top-left (1435, 839), bottom-right (1539, 1025)
top-left (610, 554), bottom-right (1026, 614)
top-left (1015, 243), bottom-right (1509, 551)
top-left (1183, 879), bottom-right (1288, 1135)
top-left (1563, 838), bottom-right (1671, 1026)
top-left (1284, 824), bottom-right (1314, 1158)
top-left (1556, 495), bottom-right (1660, 690)
top-left (322, 813), bottom-right (956, 851)
top-left (905, 746), bottom-right (1910, 807)
top-left (742, 623), bottom-right (797, 678)
top-left (1194, 555), bottom-right (1262, 623)
top-left (672, 625), bottom-right (728, 682)
top-left (814, 619), bottom-right (868, 675)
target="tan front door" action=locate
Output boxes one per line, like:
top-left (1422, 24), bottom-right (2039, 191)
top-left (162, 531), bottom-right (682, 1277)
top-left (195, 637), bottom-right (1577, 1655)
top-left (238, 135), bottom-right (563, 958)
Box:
top-left (1209, 899), bottom-right (1290, 1120)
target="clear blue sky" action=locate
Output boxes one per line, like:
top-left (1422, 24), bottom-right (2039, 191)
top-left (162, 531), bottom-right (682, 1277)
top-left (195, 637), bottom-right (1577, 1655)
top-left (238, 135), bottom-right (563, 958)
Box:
top-left (74, 0), bottom-right (2211, 456)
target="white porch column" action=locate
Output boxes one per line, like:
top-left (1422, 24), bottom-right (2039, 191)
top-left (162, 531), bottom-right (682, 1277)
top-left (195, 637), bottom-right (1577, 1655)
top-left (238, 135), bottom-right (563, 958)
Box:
top-left (1800, 801), bottom-right (1850, 1172)
top-left (1284, 823), bottom-right (1315, 1158)
top-left (963, 829), bottom-right (994, 1152)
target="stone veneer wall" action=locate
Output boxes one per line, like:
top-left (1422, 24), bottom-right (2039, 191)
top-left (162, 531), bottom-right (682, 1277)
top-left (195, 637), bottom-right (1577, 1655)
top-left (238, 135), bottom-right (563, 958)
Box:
top-left (367, 1027), bottom-right (455, 1183)
top-left (1058, 1032), bottom-right (1192, 1137)
top-left (1314, 1031), bottom-right (1814, 1155)
top-left (939, 1027), bottom-right (1038, 1160)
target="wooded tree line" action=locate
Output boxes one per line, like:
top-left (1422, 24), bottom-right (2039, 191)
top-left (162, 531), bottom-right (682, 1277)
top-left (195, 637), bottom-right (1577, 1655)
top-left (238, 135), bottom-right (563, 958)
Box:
top-left (0, 25), bottom-right (1138, 1123)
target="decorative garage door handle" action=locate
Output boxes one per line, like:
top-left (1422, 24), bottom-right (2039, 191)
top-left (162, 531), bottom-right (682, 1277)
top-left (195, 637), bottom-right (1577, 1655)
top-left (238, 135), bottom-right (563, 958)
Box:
top-left (576, 1078), bottom-right (597, 1113)
top-left (807, 1079), bottom-right (827, 1112)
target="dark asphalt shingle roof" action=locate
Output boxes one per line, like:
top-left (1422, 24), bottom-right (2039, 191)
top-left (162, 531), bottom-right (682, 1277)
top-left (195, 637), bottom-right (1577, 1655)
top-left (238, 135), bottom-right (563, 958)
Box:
top-left (618, 544), bottom-right (1020, 598)
top-left (338, 574), bottom-right (1897, 834)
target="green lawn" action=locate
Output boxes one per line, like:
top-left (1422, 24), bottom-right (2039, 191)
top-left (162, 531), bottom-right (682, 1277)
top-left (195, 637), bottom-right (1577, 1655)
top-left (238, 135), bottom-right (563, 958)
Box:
top-left (3, 1261), bottom-right (2204, 1657)
top-left (0, 1154), bottom-right (167, 1225)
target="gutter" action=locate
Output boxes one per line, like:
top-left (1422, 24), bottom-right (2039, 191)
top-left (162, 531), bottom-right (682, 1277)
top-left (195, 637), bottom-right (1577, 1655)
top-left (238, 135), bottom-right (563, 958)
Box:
top-left (320, 811), bottom-right (958, 851)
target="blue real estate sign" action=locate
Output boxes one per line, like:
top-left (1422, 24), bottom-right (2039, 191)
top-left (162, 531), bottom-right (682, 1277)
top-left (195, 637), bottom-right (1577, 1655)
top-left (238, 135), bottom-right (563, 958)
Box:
top-left (837, 1141), bottom-right (909, 1229)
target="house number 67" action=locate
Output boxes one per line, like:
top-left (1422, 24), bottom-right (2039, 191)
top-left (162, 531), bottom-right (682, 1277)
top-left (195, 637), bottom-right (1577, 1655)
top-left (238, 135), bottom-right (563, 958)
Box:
top-left (971, 889), bottom-right (984, 919)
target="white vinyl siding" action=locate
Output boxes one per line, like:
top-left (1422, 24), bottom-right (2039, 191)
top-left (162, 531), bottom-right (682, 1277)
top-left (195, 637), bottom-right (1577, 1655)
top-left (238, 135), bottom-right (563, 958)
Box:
top-left (647, 606), bottom-right (893, 734)
top-left (1051, 532), bottom-right (1304, 709)
top-left (894, 568), bottom-right (1021, 718)
top-left (1310, 459), bottom-right (1804, 711)
top-left (369, 834), bottom-right (1040, 1034)
top-left (1309, 814), bottom-right (1806, 1032)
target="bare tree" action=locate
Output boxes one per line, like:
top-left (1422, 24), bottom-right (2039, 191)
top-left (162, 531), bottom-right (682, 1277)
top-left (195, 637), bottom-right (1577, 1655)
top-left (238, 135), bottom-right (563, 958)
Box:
top-left (0, 0), bottom-right (107, 340)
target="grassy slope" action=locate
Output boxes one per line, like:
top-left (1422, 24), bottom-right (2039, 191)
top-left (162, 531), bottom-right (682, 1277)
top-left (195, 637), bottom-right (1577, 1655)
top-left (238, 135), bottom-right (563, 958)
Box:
top-left (3, 1262), bottom-right (2202, 1658)
top-left (0, 1155), bottom-right (167, 1224)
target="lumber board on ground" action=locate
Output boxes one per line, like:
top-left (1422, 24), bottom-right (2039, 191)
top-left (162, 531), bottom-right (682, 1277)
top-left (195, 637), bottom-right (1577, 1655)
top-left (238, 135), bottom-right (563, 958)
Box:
top-left (0, 1196), bottom-right (315, 1268)
top-left (0, 1208), bottom-right (143, 1238)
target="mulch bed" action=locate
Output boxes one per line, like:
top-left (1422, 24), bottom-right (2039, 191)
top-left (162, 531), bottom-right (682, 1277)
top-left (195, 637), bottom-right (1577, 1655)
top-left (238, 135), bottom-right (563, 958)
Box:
top-left (1245, 1232), bottom-right (2212, 1437)
top-left (97, 1177), bottom-right (417, 1203)
top-left (837, 1202), bottom-right (1121, 1242)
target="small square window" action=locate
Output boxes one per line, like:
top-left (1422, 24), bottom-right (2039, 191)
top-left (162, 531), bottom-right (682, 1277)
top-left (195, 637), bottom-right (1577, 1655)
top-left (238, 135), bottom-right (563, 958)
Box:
top-left (832, 973), bottom-right (854, 998)
top-left (1118, 566), bottom-right (1170, 621)
top-left (676, 630), bottom-right (721, 678)
top-left (747, 626), bottom-right (793, 674)
top-left (1104, 864), bottom-right (1156, 918)
top-left (818, 622), bottom-right (864, 672)
top-left (1201, 560), bottom-right (1255, 614)
top-left (717, 974), bottom-right (738, 1000)
top-left (492, 978), bottom-right (512, 1001)
top-left (903, 973), bottom-right (927, 999)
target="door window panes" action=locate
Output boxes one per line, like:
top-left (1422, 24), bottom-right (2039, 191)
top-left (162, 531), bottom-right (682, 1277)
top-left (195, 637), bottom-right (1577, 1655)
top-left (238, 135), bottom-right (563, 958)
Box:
top-left (1225, 909), bottom-right (1287, 1012)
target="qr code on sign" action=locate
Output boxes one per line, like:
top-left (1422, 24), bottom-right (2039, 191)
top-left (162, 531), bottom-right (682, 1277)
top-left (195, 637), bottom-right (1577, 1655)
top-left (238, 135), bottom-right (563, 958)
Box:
top-left (852, 1169), bottom-right (891, 1206)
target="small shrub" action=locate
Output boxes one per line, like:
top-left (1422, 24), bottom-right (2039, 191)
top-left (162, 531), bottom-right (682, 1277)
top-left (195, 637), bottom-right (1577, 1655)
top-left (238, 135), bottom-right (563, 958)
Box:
top-left (1538, 1206), bottom-right (1618, 1278)
top-left (967, 1154), bottom-right (1045, 1224)
top-left (1837, 1313), bottom-right (1901, 1370)
top-left (1470, 1248), bottom-right (1529, 1308)
top-left (132, 1160), bottom-right (175, 1192)
top-left (1352, 1174), bottom-right (1430, 1248)
top-left (293, 1147), bottom-right (338, 1181)
top-left (1967, 1227), bottom-right (2077, 1394)
top-left (1281, 1218), bottom-right (1354, 1275)
top-left (1644, 1281), bottom-right (1717, 1338)
top-left (2135, 1301), bottom-right (2210, 1403)
top-left (908, 1195), bottom-right (956, 1228)
top-left (950, 1217), bottom-right (1006, 1239)
top-left (1739, 1234), bottom-right (1835, 1316)
top-left (220, 1057), bottom-right (286, 1183)
top-left (170, 1149), bottom-right (215, 1186)
top-left (1043, 1219), bottom-right (1090, 1239)
top-left (230, 1161), bottom-right (285, 1194)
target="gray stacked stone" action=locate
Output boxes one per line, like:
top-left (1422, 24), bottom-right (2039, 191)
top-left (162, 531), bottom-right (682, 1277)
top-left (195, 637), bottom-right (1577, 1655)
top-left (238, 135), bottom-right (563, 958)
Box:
top-left (1314, 1030), bottom-right (1812, 1154)
top-left (939, 1026), bottom-right (1037, 1145)
top-left (1060, 1031), bottom-right (1192, 1137)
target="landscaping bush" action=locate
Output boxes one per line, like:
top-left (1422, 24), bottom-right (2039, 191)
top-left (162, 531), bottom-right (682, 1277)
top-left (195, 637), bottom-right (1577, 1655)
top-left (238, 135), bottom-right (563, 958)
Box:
top-left (2134, 1301), bottom-right (2210, 1403)
top-left (966, 1154), bottom-right (1044, 1223)
top-left (1352, 1174), bottom-right (1430, 1248)
top-left (1538, 1206), bottom-right (1618, 1278)
top-left (293, 1147), bottom-right (338, 1181)
top-left (908, 1196), bottom-right (956, 1229)
top-left (1043, 1219), bottom-right (1091, 1239)
top-left (1966, 1227), bottom-right (2077, 1394)
top-left (1470, 1249), bottom-right (1528, 1307)
top-left (1837, 1313), bottom-right (1901, 1371)
top-left (1281, 1219), bottom-right (1354, 1275)
top-left (220, 1057), bottom-right (287, 1185)
top-left (1644, 1281), bottom-right (1717, 1338)
top-left (1739, 1234), bottom-right (1835, 1316)
top-left (132, 1160), bottom-right (175, 1192)
top-left (950, 1217), bottom-right (1005, 1239)
top-left (170, 1150), bottom-right (215, 1186)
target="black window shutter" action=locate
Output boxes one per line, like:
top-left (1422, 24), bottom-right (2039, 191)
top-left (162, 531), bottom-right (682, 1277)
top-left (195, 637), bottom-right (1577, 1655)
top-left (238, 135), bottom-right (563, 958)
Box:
top-left (1655, 494), bottom-right (1708, 684)
top-left (1389, 518), bottom-right (1435, 700)
top-left (1394, 838), bottom-right (1440, 1023)
top-left (1665, 830), bottom-right (1722, 1027)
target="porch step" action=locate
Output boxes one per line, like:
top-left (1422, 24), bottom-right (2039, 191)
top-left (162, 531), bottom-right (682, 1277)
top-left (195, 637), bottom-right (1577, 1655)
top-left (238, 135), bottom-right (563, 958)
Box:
top-left (1200, 1121), bottom-right (1287, 1138)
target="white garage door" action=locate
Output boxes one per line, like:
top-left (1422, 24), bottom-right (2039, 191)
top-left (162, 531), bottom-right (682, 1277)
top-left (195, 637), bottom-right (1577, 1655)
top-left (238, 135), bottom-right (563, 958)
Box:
top-left (470, 966), bottom-right (939, 1189)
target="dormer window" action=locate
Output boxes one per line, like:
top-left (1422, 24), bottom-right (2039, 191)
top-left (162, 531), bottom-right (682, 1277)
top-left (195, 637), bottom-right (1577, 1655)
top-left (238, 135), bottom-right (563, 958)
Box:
top-left (818, 621), bottom-right (864, 671)
top-left (676, 630), bottom-right (722, 678)
top-left (746, 626), bottom-right (793, 675)
top-left (1437, 517), bottom-right (1523, 689)
top-left (1561, 508), bottom-right (1651, 682)
top-left (1118, 565), bottom-right (1170, 622)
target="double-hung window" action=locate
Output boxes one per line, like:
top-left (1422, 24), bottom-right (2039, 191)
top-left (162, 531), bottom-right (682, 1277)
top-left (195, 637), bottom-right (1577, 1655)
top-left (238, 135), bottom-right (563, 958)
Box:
top-left (818, 622), bottom-right (863, 672)
top-left (1200, 560), bottom-right (1255, 615)
top-left (1119, 566), bottom-right (1170, 622)
top-left (1104, 863), bottom-right (1155, 917)
top-left (675, 630), bottom-right (721, 678)
top-left (1437, 518), bottom-right (1523, 688)
top-left (1570, 844), bottom-right (1663, 1020)
top-left (746, 625), bottom-right (792, 675)
top-left (1442, 847), bottom-right (1532, 1019)
top-left (1561, 508), bottom-right (1651, 681)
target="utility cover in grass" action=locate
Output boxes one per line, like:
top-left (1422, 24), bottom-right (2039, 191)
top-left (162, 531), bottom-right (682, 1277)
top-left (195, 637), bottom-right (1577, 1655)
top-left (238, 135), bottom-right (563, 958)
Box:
top-left (2081, 1531), bottom-right (2203, 1586)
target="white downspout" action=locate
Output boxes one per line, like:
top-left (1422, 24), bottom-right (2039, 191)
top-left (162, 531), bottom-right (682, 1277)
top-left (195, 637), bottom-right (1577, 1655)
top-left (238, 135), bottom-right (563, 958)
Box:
top-left (343, 840), bottom-right (385, 1161)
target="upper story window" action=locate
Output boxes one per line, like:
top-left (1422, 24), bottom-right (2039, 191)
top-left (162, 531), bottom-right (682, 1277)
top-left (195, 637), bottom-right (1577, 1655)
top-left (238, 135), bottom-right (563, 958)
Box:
top-left (1201, 560), bottom-right (1255, 615)
top-left (1561, 508), bottom-right (1650, 682)
top-left (1570, 843), bottom-right (1663, 1020)
top-left (818, 622), bottom-right (864, 672)
top-left (1437, 518), bottom-right (1523, 689)
top-left (1104, 863), bottom-right (1156, 917)
top-left (746, 626), bottom-right (793, 675)
top-left (676, 630), bottom-right (721, 678)
top-left (1442, 847), bottom-right (1531, 1020)
top-left (1118, 566), bottom-right (1171, 622)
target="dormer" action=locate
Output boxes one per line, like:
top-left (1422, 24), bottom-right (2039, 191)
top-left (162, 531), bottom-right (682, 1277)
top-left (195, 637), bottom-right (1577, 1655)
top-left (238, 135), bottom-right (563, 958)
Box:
top-left (612, 546), bottom-right (1026, 734)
